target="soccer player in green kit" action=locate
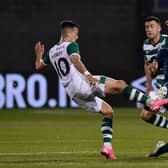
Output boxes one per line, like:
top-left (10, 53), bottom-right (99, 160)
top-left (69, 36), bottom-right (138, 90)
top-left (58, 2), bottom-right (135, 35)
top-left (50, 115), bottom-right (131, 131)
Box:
top-left (35, 20), bottom-right (168, 160)
top-left (145, 47), bottom-right (168, 157)
top-left (142, 16), bottom-right (168, 157)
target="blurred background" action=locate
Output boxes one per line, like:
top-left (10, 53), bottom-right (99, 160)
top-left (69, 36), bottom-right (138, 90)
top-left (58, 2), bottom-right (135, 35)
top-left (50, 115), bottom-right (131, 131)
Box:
top-left (0, 0), bottom-right (168, 109)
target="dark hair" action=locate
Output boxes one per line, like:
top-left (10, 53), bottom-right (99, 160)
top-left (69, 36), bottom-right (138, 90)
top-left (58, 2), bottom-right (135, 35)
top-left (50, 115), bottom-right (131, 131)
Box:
top-left (145, 16), bottom-right (161, 25)
top-left (60, 20), bottom-right (79, 30)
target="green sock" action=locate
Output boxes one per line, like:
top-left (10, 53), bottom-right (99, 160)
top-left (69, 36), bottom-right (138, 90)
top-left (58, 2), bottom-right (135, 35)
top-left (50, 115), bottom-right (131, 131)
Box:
top-left (123, 86), bottom-right (148, 105)
top-left (101, 118), bottom-right (112, 145)
top-left (146, 114), bottom-right (168, 128)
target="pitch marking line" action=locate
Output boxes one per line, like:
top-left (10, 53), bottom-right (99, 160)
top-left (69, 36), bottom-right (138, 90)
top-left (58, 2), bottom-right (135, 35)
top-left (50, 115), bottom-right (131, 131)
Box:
top-left (0, 151), bottom-right (98, 156)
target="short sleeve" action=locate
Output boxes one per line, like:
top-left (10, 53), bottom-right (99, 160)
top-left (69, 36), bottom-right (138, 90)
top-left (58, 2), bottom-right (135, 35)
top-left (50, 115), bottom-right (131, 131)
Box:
top-left (67, 42), bottom-right (80, 56)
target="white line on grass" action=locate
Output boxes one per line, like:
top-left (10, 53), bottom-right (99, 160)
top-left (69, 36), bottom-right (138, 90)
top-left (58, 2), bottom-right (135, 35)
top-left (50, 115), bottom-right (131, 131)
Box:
top-left (0, 151), bottom-right (98, 156)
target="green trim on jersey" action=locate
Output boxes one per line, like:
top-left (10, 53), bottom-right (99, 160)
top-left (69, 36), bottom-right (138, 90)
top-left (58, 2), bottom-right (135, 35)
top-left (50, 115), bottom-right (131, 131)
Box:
top-left (143, 34), bottom-right (168, 62)
top-left (147, 48), bottom-right (159, 55)
top-left (67, 42), bottom-right (80, 56)
top-left (42, 51), bottom-right (51, 65)
top-left (100, 76), bottom-right (106, 84)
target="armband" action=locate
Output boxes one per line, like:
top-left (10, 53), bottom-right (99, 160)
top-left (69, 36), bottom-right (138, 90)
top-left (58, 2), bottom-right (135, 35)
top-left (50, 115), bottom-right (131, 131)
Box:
top-left (40, 59), bottom-right (43, 63)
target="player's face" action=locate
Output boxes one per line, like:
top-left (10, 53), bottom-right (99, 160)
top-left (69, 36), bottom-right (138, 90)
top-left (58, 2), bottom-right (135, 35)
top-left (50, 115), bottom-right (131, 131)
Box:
top-left (70, 27), bottom-right (79, 42)
top-left (145, 21), bottom-right (161, 40)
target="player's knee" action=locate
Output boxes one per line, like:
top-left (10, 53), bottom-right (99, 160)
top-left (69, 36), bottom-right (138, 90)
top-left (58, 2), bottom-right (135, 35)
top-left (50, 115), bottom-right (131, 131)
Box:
top-left (105, 78), bottom-right (127, 94)
top-left (101, 106), bottom-right (113, 118)
top-left (115, 80), bottom-right (127, 92)
top-left (118, 80), bottom-right (127, 88)
top-left (140, 109), bottom-right (153, 121)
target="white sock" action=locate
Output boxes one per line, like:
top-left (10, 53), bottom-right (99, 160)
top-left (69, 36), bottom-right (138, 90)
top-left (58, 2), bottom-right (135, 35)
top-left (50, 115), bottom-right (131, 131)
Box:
top-left (104, 142), bottom-right (112, 149)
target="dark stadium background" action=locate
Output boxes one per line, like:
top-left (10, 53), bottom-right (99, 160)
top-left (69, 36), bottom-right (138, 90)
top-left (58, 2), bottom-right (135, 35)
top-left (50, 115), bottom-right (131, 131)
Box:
top-left (0, 0), bottom-right (168, 108)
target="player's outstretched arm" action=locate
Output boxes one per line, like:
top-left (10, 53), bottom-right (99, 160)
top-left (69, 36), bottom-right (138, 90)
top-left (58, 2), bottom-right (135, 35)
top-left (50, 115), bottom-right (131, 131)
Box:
top-left (35, 41), bottom-right (46, 71)
top-left (71, 55), bottom-right (98, 85)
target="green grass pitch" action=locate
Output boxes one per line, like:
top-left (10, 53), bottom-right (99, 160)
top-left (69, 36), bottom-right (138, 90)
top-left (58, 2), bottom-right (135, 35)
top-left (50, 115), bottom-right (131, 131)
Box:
top-left (0, 108), bottom-right (168, 168)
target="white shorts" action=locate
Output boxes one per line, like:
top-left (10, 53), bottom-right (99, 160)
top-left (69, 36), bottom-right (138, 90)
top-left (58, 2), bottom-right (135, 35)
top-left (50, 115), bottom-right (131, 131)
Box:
top-left (65, 75), bottom-right (106, 112)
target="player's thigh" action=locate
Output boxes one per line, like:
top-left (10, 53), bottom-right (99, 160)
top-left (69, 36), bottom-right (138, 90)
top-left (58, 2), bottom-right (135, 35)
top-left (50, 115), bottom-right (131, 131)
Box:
top-left (104, 77), bottom-right (127, 94)
top-left (72, 94), bottom-right (113, 115)
top-left (72, 95), bottom-right (102, 112)
top-left (67, 75), bottom-right (91, 97)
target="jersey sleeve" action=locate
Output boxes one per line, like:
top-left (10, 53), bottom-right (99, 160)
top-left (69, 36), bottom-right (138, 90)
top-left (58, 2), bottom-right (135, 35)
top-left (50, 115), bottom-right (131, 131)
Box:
top-left (42, 51), bottom-right (51, 65)
top-left (67, 42), bottom-right (80, 57)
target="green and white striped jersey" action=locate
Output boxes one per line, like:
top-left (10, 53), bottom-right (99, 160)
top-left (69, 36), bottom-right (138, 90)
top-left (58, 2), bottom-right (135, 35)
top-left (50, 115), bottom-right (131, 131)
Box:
top-left (143, 34), bottom-right (168, 63)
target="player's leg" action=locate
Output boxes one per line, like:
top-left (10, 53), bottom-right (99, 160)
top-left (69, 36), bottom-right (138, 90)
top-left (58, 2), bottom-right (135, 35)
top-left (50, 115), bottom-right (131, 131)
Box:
top-left (140, 108), bottom-right (168, 157)
top-left (94, 76), bottom-right (148, 104)
top-left (140, 108), bottom-right (168, 128)
top-left (99, 99), bottom-right (116, 160)
top-left (72, 94), bottom-right (116, 160)
top-left (104, 77), bottom-right (168, 110)
top-left (148, 141), bottom-right (168, 157)
top-left (104, 77), bottom-right (149, 103)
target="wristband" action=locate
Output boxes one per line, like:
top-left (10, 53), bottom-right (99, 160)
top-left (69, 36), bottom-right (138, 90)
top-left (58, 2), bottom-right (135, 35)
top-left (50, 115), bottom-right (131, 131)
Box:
top-left (84, 70), bottom-right (90, 76)
top-left (40, 59), bottom-right (43, 63)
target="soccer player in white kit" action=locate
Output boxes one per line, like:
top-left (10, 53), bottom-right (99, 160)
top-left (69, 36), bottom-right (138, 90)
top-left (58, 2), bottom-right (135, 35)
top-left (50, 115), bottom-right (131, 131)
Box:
top-left (35, 21), bottom-right (168, 160)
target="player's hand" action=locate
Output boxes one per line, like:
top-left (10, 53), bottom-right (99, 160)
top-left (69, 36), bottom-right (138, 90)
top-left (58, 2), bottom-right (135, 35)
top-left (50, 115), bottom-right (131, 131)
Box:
top-left (165, 20), bottom-right (168, 27)
top-left (35, 41), bottom-right (45, 58)
top-left (35, 41), bottom-right (46, 71)
top-left (86, 74), bottom-right (99, 85)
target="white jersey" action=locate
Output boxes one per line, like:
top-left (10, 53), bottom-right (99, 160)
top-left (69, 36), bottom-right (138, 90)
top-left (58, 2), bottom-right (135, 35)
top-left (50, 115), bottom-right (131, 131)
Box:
top-left (49, 42), bottom-right (83, 87)
top-left (42, 42), bottom-right (84, 88)
top-left (42, 41), bottom-right (106, 112)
